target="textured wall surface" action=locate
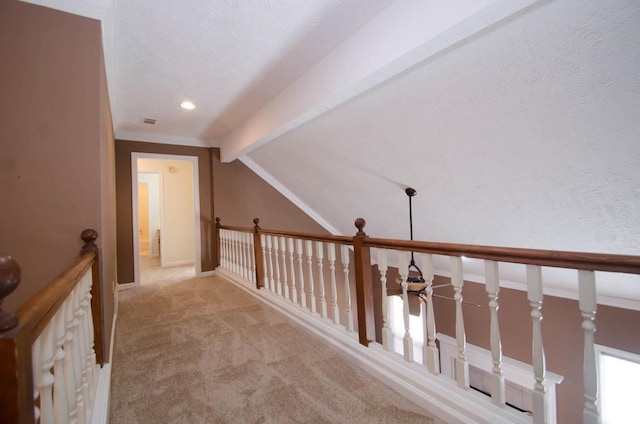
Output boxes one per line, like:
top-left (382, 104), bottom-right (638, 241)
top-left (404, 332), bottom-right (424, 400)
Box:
top-left (248, 0), bottom-right (640, 302)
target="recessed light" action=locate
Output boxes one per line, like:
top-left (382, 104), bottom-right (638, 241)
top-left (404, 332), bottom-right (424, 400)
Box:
top-left (180, 100), bottom-right (196, 110)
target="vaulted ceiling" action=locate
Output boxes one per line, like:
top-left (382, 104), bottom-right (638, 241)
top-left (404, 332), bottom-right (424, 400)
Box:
top-left (24, 0), bottom-right (640, 305)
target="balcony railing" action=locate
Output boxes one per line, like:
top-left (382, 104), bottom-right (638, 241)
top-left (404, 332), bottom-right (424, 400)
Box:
top-left (215, 217), bottom-right (640, 424)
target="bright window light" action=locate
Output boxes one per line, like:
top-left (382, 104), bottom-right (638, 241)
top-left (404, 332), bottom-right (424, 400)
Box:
top-left (598, 346), bottom-right (640, 424)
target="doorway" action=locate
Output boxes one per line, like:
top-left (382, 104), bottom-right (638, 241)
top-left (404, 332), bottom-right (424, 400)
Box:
top-left (131, 153), bottom-right (201, 287)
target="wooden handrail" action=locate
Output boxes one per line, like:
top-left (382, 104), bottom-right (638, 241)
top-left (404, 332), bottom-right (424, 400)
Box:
top-left (361, 237), bottom-right (640, 274)
top-left (16, 253), bottom-right (95, 340)
top-left (218, 223), bottom-right (353, 245)
top-left (0, 229), bottom-right (103, 424)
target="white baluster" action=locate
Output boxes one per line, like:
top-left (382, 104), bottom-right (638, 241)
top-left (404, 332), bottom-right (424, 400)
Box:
top-left (327, 243), bottom-right (340, 325)
top-left (266, 235), bottom-right (275, 292)
top-left (485, 260), bottom-right (505, 405)
top-left (233, 232), bottom-right (240, 275)
top-left (377, 249), bottom-right (391, 350)
top-left (341, 245), bottom-right (354, 332)
top-left (64, 290), bottom-right (79, 423)
top-left (247, 232), bottom-right (256, 284)
top-left (38, 322), bottom-right (55, 424)
top-left (239, 232), bottom-right (247, 280)
top-left (316, 241), bottom-right (327, 319)
top-left (72, 287), bottom-right (86, 424)
top-left (398, 251), bottom-right (413, 362)
top-left (223, 230), bottom-right (230, 270)
top-left (280, 237), bottom-right (289, 300)
top-left (83, 273), bottom-right (97, 408)
top-left (451, 256), bottom-right (469, 388)
top-left (32, 341), bottom-right (41, 422)
top-left (78, 281), bottom-right (92, 424)
top-left (53, 306), bottom-right (69, 423)
top-left (579, 270), bottom-right (598, 424)
top-left (421, 253), bottom-right (439, 374)
top-left (288, 238), bottom-right (297, 304)
top-left (273, 236), bottom-right (282, 296)
top-left (527, 265), bottom-right (547, 424)
top-left (305, 240), bottom-right (316, 313)
top-left (260, 234), bottom-right (268, 290)
top-left (297, 239), bottom-right (307, 309)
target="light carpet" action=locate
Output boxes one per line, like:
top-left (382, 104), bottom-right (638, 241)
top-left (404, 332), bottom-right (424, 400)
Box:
top-left (109, 263), bottom-right (443, 423)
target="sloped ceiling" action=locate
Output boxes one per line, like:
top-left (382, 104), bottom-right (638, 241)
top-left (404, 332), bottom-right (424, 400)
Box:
top-left (24, 0), bottom-right (640, 303)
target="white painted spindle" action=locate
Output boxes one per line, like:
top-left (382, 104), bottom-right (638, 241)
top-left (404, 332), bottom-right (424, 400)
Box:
top-left (266, 235), bottom-right (275, 292)
top-left (280, 237), bottom-right (289, 300)
top-left (316, 241), bottom-right (327, 319)
top-left (32, 341), bottom-right (41, 422)
top-left (451, 256), bottom-right (469, 388)
top-left (526, 265), bottom-right (547, 424)
top-left (421, 253), bottom-right (439, 374)
top-left (38, 322), bottom-right (55, 424)
top-left (288, 238), bottom-right (297, 304)
top-left (63, 290), bottom-right (79, 423)
top-left (273, 236), bottom-right (282, 296)
top-left (260, 234), bottom-right (268, 290)
top-left (485, 260), bottom-right (505, 406)
top-left (73, 285), bottom-right (86, 424)
top-left (398, 251), bottom-right (413, 362)
top-left (297, 239), bottom-right (307, 309)
top-left (341, 245), bottom-right (354, 332)
top-left (53, 308), bottom-right (69, 423)
top-left (327, 243), bottom-right (340, 324)
top-left (578, 270), bottom-right (599, 424)
top-left (377, 249), bottom-right (391, 350)
top-left (305, 240), bottom-right (316, 313)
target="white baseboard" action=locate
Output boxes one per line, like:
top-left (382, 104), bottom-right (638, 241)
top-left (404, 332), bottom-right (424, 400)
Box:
top-left (215, 268), bottom-right (530, 424)
top-left (162, 259), bottom-right (195, 267)
top-left (199, 270), bottom-right (216, 277)
top-left (117, 282), bottom-right (136, 291)
top-left (91, 293), bottom-right (118, 424)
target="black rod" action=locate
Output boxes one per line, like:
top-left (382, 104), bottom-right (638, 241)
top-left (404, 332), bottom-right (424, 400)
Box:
top-left (405, 188), bottom-right (417, 265)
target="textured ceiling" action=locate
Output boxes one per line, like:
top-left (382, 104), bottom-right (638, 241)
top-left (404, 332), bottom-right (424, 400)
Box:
top-left (113, 0), bottom-right (394, 144)
top-left (246, 0), bottom-right (640, 303)
top-left (26, 0), bottom-right (640, 304)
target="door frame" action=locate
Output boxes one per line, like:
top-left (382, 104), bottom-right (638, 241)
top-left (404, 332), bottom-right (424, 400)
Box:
top-left (131, 152), bottom-right (202, 287)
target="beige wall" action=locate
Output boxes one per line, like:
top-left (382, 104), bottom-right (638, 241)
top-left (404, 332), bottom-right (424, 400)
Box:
top-left (0, 1), bottom-right (116, 360)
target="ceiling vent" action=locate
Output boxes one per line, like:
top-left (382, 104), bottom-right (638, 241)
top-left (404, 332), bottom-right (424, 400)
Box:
top-left (142, 118), bottom-right (156, 125)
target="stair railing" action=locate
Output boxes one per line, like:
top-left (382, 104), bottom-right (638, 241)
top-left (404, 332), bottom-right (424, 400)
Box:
top-left (0, 230), bottom-right (104, 424)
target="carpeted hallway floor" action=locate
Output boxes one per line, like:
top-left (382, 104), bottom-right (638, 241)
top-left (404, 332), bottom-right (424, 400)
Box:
top-left (109, 260), bottom-right (443, 423)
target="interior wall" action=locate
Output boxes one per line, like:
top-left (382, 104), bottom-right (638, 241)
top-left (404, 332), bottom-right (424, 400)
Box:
top-left (115, 140), bottom-right (214, 283)
top-left (212, 149), bottom-right (330, 233)
top-left (0, 0), bottom-right (115, 360)
top-left (138, 159), bottom-right (196, 266)
top-left (137, 172), bottom-right (161, 257)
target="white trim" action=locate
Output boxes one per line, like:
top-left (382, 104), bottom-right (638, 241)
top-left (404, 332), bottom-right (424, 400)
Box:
top-left (131, 153), bottom-right (202, 287)
top-left (117, 282), bottom-right (135, 291)
top-left (595, 343), bottom-right (640, 422)
top-left (161, 260), bottom-right (196, 267)
top-left (117, 130), bottom-right (217, 148)
top-left (215, 267), bottom-right (531, 424)
top-left (199, 270), bottom-right (216, 278)
top-left (438, 333), bottom-right (563, 423)
top-left (239, 157), bottom-right (341, 235)
top-left (90, 286), bottom-right (118, 424)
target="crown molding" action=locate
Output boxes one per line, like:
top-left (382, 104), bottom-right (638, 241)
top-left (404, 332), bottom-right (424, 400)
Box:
top-left (116, 130), bottom-right (216, 149)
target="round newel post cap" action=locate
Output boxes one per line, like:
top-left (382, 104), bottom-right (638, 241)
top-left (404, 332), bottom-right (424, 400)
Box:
top-left (81, 228), bottom-right (99, 254)
top-left (0, 254), bottom-right (21, 332)
top-left (215, 217), bottom-right (221, 226)
top-left (253, 217), bottom-right (261, 229)
top-left (354, 218), bottom-right (367, 236)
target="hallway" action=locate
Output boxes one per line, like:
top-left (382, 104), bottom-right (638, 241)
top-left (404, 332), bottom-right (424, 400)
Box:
top-left (109, 271), bottom-right (442, 423)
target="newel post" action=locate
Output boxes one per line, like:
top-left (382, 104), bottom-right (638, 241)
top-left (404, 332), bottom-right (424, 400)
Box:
top-left (215, 217), bottom-right (221, 268)
top-left (81, 229), bottom-right (104, 365)
top-left (0, 255), bottom-right (35, 424)
top-left (353, 218), bottom-right (376, 346)
top-left (253, 218), bottom-right (265, 290)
